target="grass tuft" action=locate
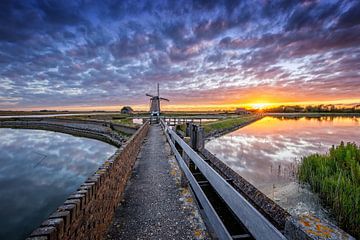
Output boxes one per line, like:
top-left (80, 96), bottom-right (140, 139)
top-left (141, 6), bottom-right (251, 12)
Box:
top-left (298, 142), bottom-right (360, 238)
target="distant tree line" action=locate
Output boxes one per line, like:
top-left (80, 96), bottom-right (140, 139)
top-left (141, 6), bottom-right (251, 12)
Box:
top-left (262, 104), bottom-right (360, 113)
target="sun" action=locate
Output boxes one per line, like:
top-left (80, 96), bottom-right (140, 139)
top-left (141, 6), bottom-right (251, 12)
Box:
top-left (248, 103), bottom-right (272, 109)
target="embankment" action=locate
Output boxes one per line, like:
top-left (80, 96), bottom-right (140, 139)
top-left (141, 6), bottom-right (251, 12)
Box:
top-left (26, 122), bottom-right (149, 240)
top-left (0, 118), bottom-right (138, 147)
top-left (204, 115), bottom-right (262, 139)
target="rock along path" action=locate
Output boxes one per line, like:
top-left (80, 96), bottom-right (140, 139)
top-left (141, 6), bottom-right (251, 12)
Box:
top-left (106, 124), bottom-right (207, 240)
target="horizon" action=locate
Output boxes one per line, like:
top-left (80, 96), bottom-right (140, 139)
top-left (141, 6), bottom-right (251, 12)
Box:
top-left (2, 100), bottom-right (360, 112)
top-left (1, 1), bottom-right (360, 111)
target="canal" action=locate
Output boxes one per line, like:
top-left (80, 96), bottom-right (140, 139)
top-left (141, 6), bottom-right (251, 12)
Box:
top-left (206, 116), bottom-right (360, 223)
top-left (0, 128), bottom-right (116, 240)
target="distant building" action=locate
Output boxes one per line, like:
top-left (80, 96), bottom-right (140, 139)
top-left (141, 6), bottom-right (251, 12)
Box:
top-left (120, 106), bottom-right (134, 114)
top-left (235, 108), bottom-right (250, 115)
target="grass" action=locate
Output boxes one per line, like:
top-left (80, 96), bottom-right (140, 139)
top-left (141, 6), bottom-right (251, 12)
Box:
top-left (202, 115), bottom-right (258, 135)
top-left (298, 142), bottom-right (360, 238)
top-left (111, 118), bottom-right (137, 127)
top-left (162, 112), bottom-right (226, 118)
top-left (56, 113), bottom-right (128, 120)
top-left (59, 114), bottom-right (140, 127)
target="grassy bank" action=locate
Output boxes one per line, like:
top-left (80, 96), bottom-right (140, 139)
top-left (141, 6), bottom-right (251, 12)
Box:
top-left (111, 118), bottom-right (138, 127)
top-left (298, 142), bottom-right (360, 238)
top-left (202, 115), bottom-right (259, 136)
top-left (59, 114), bottom-right (139, 127)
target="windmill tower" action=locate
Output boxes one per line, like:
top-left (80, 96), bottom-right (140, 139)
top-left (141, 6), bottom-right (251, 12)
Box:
top-left (146, 83), bottom-right (169, 115)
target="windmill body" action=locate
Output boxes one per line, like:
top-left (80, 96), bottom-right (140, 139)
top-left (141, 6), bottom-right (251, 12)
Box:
top-left (146, 84), bottom-right (169, 121)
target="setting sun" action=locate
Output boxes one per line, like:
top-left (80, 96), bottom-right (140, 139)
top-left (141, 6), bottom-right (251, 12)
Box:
top-left (247, 103), bottom-right (273, 110)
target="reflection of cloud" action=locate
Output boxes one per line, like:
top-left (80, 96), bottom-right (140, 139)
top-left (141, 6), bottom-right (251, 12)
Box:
top-left (206, 116), bottom-right (360, 186)
top-left (0, 128), bottom-right (116, 240)
top-left (0, 1), bottom-right (359, 109)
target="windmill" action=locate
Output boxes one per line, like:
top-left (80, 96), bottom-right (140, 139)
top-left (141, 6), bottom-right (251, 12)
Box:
top-left (146, 83), bottom-right (169, 116)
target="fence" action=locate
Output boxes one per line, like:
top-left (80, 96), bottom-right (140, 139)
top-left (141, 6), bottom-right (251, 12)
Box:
top-left (160, 119), bottom-right (285, 240)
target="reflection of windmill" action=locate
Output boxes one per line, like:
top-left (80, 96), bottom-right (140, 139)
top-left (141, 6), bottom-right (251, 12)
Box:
top-left (146, 83), bottom-right (169, 114)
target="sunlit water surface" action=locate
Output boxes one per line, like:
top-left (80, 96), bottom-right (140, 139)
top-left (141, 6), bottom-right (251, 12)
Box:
top-left (0, 128), bottom-right (116, 240)
top-left (206, 116), bottom-right (360, 221)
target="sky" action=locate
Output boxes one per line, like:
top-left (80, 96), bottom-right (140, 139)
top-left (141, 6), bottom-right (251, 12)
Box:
top-left (0, 0), bottom-right (360, 111)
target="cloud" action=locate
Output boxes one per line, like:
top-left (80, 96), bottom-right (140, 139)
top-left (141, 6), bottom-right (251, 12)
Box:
top-left (0, 0), bottom-right (359, 110)
top-left (337, 1), bottom-right (360, 28)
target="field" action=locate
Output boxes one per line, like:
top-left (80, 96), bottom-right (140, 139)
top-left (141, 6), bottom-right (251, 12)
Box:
top-left (298, 142), bottom-right (360, 238)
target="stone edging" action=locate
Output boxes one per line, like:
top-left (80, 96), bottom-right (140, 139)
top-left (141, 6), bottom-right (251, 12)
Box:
top-left (25, 122), bottom-right (150, 240)
top-left (200, 149), bottom-right (291, 230)
top-left (200, 150), bottom-right (355, 240)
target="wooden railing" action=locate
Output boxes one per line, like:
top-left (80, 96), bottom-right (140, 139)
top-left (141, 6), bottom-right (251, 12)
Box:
top-left (160, 119), bottom-right (286, 240)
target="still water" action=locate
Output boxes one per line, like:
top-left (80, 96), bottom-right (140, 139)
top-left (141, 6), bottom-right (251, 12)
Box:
top-left (206, 116), bottom-right (360, 220)
top-left (0, 128), bottom-right (116, 240)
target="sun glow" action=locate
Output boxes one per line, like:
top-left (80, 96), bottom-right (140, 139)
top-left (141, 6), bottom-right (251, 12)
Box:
top-left (9, 98), bottom-right (360, 112)
top-left (247, 103), bottom-right (273, 110)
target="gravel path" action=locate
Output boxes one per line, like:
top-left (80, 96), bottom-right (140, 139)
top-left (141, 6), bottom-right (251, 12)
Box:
top-left (106, 124), bottom-right (207, 240)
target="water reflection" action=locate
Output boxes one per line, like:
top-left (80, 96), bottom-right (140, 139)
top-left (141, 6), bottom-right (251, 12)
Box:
top-left (206, 116), bottom-right (360, 220)
top-left (132, 118), bottom-right (144, 124)
top-left (0, 128), bottom-right (116, 240)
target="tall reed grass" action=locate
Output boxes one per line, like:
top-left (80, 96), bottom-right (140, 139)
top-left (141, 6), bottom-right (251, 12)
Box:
top-left (298, 142), bottom-right (360, 238)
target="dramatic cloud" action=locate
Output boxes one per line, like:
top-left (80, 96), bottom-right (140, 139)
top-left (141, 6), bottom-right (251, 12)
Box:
top-left (0, 0), bottom-right (359, 110)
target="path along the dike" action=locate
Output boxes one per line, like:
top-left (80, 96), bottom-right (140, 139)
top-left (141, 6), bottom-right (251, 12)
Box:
top-left (106, 124), bottom-right (208, 240)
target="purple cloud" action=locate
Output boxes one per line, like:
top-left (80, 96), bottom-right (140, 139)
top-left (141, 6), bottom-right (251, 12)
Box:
top-left (0, 0), bottom-right (359, 110)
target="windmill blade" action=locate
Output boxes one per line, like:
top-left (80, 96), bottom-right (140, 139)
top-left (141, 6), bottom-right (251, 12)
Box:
top-left (146, 93), bottom-right (155, 98)
top-left (160, 97), bottom-right (169, 101)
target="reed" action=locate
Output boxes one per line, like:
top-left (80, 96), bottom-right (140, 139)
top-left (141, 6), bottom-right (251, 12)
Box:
top-left (298, 142), bottom-right (360, 238)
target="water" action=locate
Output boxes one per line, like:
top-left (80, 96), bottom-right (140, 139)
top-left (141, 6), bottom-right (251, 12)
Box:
top-left (206, 116), bottom-right (360, 221)
top-left (0, 128), bottom-right (116, 240)
top-left (132, 118), bottom-right (144, 124)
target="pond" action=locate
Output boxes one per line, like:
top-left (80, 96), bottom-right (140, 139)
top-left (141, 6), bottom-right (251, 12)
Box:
top-left (0, 128), bottom-right (117, 240)
top-left (206, 116), bottom-right (360, 222)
